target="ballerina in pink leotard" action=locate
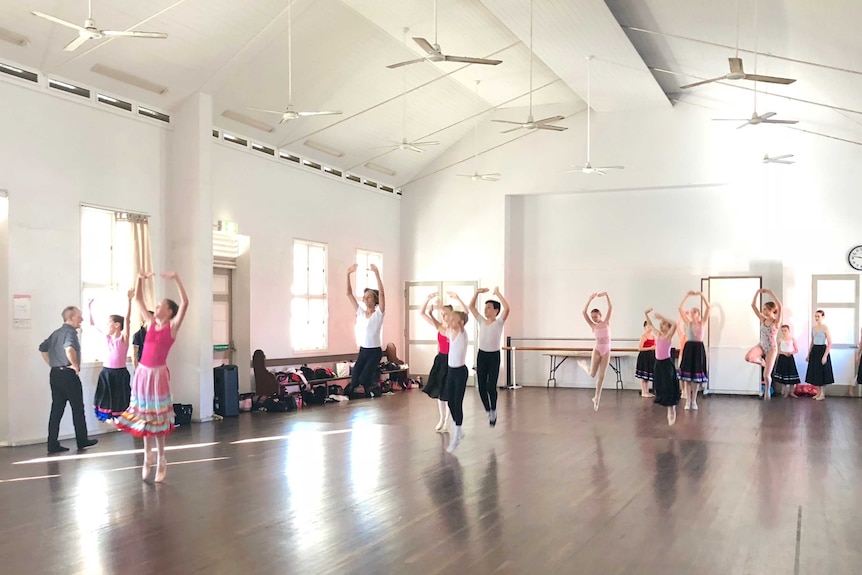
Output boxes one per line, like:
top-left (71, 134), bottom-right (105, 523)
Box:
top-left (582, 292), bottom-right (613, 411)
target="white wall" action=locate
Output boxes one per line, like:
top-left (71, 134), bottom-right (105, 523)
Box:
top-left (210, 142), bottom-right (402, 371)
top-left (0, 79), bottom-right (166, 445)
top-left (402, 103), bottom-right (862, 387)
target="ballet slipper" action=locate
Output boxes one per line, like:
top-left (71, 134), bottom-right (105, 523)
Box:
top-left (668, 407), bottom-right (677, 426)
top-left (592, 396), bottom-right (599, 411)
top-left (154, 457), bottom-right (167, 483)
top-left (435, 418), bottom-right (445, 431)
top-left (684, 400), bottom-right (691, 411)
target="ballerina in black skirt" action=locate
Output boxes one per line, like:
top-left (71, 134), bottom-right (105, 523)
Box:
top-left (772, 325), bottom-right (800, 398)
top-left (420, 292), bottom-right (452, 431)
top-left (645, 308), bottom-right (680, 426)
top-left (805, 310), bottom-right (834, 401)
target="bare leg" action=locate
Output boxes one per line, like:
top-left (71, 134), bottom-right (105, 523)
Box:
top-left (683, 382), bottom-right (691, 410)
top-left (745, 345), bottom-right (766, 367)
top-left (141, 436), bottom-right (153, 481)
top-left (436, 399), bottom-right (448, 431)
top-left (154, 434), bottom-right (167, 482)
top-left (592, 353), bottom-right (610, 411)
top-left (667, 405), bottom-right (677, 426)
top-left (690, 383), bottom-right (700, 410)
top-left (589, 349), bottom-right (601, 379)
top-left (763, 349), bottom-right (778, 401)
top-left (640, 379), bottom-right (654, 398)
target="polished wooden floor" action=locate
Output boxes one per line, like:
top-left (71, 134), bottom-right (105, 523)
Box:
top-left (2, 388), bottom-right (861, 575)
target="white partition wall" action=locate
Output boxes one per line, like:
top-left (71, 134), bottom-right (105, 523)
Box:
top-left (706, 276), bottom-right (763, 395)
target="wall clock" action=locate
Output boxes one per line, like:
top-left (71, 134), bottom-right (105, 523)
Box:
top-left (849, 245), bottom-right (862, 271)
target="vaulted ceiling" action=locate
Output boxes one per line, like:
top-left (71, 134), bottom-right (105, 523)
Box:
top-left (1, 1), bottom-right (859, 187)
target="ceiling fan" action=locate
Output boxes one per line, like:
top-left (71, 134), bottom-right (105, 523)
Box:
top-left (31, 0), bottom-right (167, 52)
top-left (680, 0), bottom-right (795, 89)
top-left (458, 81), bottom-right (501, 182)
top-left (762, 153), bottom-right (794, 164)
top-left (374, 30), bottom-right (440, 153)
top-left (566, 57), bottom-right (624, 175)
top-left (387, 0), bottom-right (502, 69)
top-left (492, 0), bottom-right (566, 134)
top-left (249, 1), bottom-right (341, 123)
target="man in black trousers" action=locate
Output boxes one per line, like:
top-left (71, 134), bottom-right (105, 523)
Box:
top-left (39, 306), bottom-right (98, 454)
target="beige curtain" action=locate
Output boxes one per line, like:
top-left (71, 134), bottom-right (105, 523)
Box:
top-left (129, 214), bottom-right (155, 313)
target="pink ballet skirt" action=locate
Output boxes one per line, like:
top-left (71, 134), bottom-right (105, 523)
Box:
top-left (116, 321), bottom-right (175, 437)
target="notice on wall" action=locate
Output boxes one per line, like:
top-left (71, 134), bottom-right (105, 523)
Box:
top-left (13, 294), bottom-right (31, 328)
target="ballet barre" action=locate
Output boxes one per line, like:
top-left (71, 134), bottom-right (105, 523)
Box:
top-left (503, 346), bottom-right (639, 389)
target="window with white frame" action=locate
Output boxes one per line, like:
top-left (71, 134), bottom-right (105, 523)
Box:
top-left (355, 249), bottom-right (383, 297)
top-left (80, 206), bottom-right (134, 363)
top-left (292, 239), bottom-right (328, 351)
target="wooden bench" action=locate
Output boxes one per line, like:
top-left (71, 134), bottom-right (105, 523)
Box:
top-left (251, 349), bottom-right (408, 397)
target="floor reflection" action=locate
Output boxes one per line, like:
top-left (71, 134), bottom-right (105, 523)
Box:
top-left (423, 434), bottom-right (469, 540)
top-left (654, 439), bottom-right (679, 512)
top-left (478, 452), bottom-right (501, 541)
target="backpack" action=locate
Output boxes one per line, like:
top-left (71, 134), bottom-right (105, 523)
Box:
top-left (300, 365), bottom-right (315, 381)
top-left (314, 367), bottom-right (330, 380)
top-left (328, 384), bottom-right (343, 396)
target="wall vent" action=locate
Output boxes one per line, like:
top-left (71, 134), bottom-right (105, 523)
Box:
top-left (97, 93), bottom-right (133, 111)
top-left (212, 129), bottom-right (220, 138)
top-left (280, 152), bottom-right (300, 163)
top-left (48, 79), bottom-right (90, 98)
top-left (324, 167), bottom-right (342, 177)
top-left (346, 174), bottom-right (361, 183)
top-left (380, 185), bottom-right (394, 193)
top-left (303, 160), bottom-right (321, 170)
top-left (223, 134), bottom-right (248, 147)
top-left (252, 143), bottom-right (275, 156)
top-left (138, 106), bottom-right (170, 123)
top-left (363, 179), bottom-right (378, 189)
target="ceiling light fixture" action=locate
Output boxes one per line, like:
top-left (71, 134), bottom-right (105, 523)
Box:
top-left (364, 162), bottom-right (396, 177)
top-left (303, 140), bottom-right (344, 158)
top-left (90, 64), bottom-right (168, 95)
top-left (221, 110), bottom-right (274, 133)
top-left (0, 27), bottom-right (30, 47)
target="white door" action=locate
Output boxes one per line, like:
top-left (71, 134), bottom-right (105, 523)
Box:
top-left (706, 276), bottom-right (763, 395)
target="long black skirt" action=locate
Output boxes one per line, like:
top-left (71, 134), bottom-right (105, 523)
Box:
top-left (858, 359), bottom-right (862, 385)
top-left (653, 358), bottom-right (681, 407)
top-left (678, 341), bottom-right (708, 383)
top-left (635, 350), bottom-right (656, 381)
top-left (772, 354), bottom-right (801, 384)
top-left (805, 345), bottom-right (834, 386)
top-left (422, 353), bottom-right (449, 401)
top-left (94, 367), bottom-right (131, 421)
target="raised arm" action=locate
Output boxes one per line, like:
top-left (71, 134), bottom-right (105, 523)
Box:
top-left (644, 308), bottom-right (659, 333)
top-left (447, 291), bottom-right (469, 316)
top-left (421, 293), bottom-right (445, 333)
top-left (765, 289), bottom-right (782, 324)
top-left (163, 272), bottom-right (189, 335)
top-left (346, 264), bottom-right (359, 312)
top-left (136, 273), bottom-right (155, 326)
top-left (468, 288), bottom-right (487, 322)
top-left (583, 293), bottom-right (597, 327)
top-left (87, 299), bottom-right (105, 337)
top-left (699, 292), bottom-right (712, 325)
top-left (122, 289), bottom-right (133, 344)
top-left (369, 264), bottom-right (385, 313)
top-left (678, 291), bottom-right (693, 321)
top-left (494, 286), bottom-right (510, 322)
top-left (751, 289), bottom-right (768, 322)
top-left (601, 292), bottom-right (613, 323)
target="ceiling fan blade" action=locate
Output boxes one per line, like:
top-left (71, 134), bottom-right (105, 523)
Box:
top-left (761, 119), bottom-right (799, 125)
top-left (443, 55), bottom-right (503, 66)
top-left (712, 118), bottom-right (749, 121)
top-left (537, 125), bottom-right (567, 131)
top-left (31, 11), bottom-right (86, 32)
top-left (405, 145), bottom-right (424, 153)
top-left (594, 166), bottom-right (624, 170)
top-left (411, 141), bottom-right (440, 147)
top-left (101, 30), bottom-right (168, 39)
top-left (736, 121), bottom-right (750, 129)
top-left (743, 73), bottom-right (796, 85)
top-left (386, 58), bottom-right (427, 69)
top-left (592, 169), bottom-right (607, 175)
top-left (770, 154), bottom-right (794, 160)
top-left (534, 115), bottom-right (565, 124)
top-left (759, 112), bottom-right (777, 120)
top-left (491, 119), bottom-right (526, 126)
top-left (249, 108), bottom-right (287, 115)
top-left (412, 37), bottom-right (438, 55)
top-left (481, 176), bottom-right (500, 181)
top-left (296, 110), bottom-right (342, 117)
top-left (679, 75), bottom-right (727, 89)
top-left (63, 34), bottom-right (91, 52)
top-left (500, 126), bottom-right (523, 134)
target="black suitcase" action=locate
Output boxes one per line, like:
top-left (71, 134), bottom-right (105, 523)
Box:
top-left (214, 365), bottom-right (240, 417)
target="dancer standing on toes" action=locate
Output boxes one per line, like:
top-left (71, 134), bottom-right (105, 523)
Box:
top-left (420, 293), bottom-right (451, 431)
top-left (116, 272), bottom-right (188, 482)
top-left (635, 321), bottom-right (656, 398)
top-left (773, 325), bottom-right (800, 397)
top-left (744, 288), bottom-right (782, 400)
top-left (441, 293), bottom-right (470, 452)
top-left (678, 291), bottom-right (711, 410)
top-left (805, 310), bottom-right (834, 401)
top-left (469, 286), bottom-right (509, 427)
top-left (345, 263), bottom-right (385, 397)
top-left (582, 292), bottom-right (613, 411)
top-left (88, 292), bottom-right (133, 422)
top-left (645, 309), bottom-right (680, 426)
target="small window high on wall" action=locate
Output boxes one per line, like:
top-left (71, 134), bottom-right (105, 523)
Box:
top-left (355, 249), bottom-right (383, 297)
top-left (80, 206), bottom-right (135, 363)
top-left (292, 239), bottom-right (328, 351)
